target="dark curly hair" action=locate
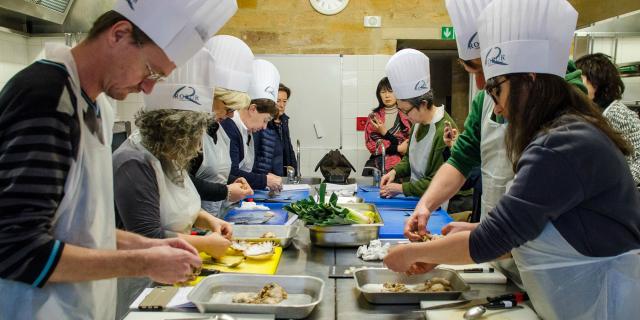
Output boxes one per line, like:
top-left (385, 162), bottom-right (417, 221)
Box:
top-left (575, 53), bottom-right (625, 109)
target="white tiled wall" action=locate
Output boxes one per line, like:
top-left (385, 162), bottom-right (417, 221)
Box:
top-left (0, 32), bottom-right (67, 91)
top-left (0, 31), bottom-right (28, 91)
top-left (113, 54), bottom-right (393, 180)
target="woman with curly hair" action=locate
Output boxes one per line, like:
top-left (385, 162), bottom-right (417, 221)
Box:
top-left (113, 50), bottom-right (233, 316)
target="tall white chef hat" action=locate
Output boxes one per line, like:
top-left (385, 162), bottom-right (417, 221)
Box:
top-left (445, 0), bottom-right (493, 61)
top-left (385, 49), bottom-right (431, 99)
top-left (248, 59), bottom-right (280, 103)
top-left (143, 48), bottom-right (214, 113)
top-left (114, 0), bottom-right (238, 67)
top-left (205, 35), bottom-right (254, 92)
top-left (477, 0), bottom-right (578, 80)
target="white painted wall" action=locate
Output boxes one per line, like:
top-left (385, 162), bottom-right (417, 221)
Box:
top-left (0, 31), bottom-right (28, 91)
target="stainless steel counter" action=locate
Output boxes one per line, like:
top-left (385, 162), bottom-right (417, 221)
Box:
top-left (277, 227), bottom-right (521, 320)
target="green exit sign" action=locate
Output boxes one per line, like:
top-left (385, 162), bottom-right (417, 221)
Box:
top-left (441, 26), bottom-right (456, 40)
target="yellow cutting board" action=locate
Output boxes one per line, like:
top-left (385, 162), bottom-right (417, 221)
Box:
top-left (187, 247), bottom-right (283, 285)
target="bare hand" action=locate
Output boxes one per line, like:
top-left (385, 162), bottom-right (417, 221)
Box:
top-left (207, 216), bottom-right (233, 239)
top-left (380, 183), bottom-right (403, 198)
top-left (380, 170), bottom-right (396, 187)
top-left (404, 204), bottom-right (432, 241)
top-left (234, 177), bottom-right (251, 190)
top-left (398, 140), bottom-right (409, 155)
top-left (227, 182), bottom-right (253, 202)
top-left (370, 115), bottom-right (388, 136)
top-left (443, 126), bottom-right (459, 148)
top-left (142, 245), bottom-right (202, 284)
top-left (383, 244), bottom-right (415, 273)
top-left (406, 262), bottom-right (438, 275)
top-left (266, 174), bottom-right (282, 192)
top-left (199, 233), bottom-right (231, 259)
top-left (150, 238), bottom-right (199, 256)
top-left (441, 222), bottom-right (478, 235)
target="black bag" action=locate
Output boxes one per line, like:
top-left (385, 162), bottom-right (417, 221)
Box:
top-left (314, 149), bottom-right (356, 184)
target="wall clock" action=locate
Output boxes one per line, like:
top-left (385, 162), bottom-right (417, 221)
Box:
top-left (310, 0), bottom-right (350, 15)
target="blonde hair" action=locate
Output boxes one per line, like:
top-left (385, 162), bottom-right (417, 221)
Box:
top-left (135, 109), bottom-right (211, 185)
top-left (214, 87), bottom-right (251, 110)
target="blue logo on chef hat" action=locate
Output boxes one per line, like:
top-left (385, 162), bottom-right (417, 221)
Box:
top-left (173, 86), bottom-right (201, 105)
top-left (264, 86), bottom-right (276, 99)
top-left (126, 0), bottom-right (138, 10)
top-left (485, 47), bottom-right (508, 66)
top-left (467, 32), bottom-right (480, 50)
top-left (414, 80), bottom-right (428, 91)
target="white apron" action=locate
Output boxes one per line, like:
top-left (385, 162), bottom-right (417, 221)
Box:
top-left (478, 92), bottom-right (522, 287)
top-left (196, 128), bottom-right (232, 216)
top-left (231, 111), bottom-right (255, 172)
top-left (117, 132), bottom-right (202, 319)
top-left (0, 45), bottom-right (116, 320)
top-left (409, 107), bottom-right (447, 209)
top-left (129, 132), bottom-right (201, 234)
top-left (409, 108), bottom-right (443, 181)
top-left (512, 223), bottom-right (640, 320)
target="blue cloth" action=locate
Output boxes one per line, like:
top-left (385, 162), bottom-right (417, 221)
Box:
top-left (220, 117), bottom-right (267, 189)
top-left (378, 208), bottom-right (453, 238)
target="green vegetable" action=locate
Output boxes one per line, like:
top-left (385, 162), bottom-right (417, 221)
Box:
top-left (284, 193), bottom-right (376, 226)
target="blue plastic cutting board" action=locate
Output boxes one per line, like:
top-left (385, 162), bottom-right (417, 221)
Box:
top-left (357, 186), bottom-right (419, 209)
top-left (249, 189), bottom-right (310, 202)
top-left (378, 208), bottom-right (453, 238)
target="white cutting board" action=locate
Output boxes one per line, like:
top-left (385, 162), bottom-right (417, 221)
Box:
top-left (437, 263), bottom-right (507, 284)
top-left (124, 312), bottom-right (274, 320)
top-left (421, 301), bottom-right (539, 320)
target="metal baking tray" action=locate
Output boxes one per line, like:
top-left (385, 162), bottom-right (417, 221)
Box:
top-left (353, 268), bottom-right (470, 304)
top-left (187, 274), bottom-right (324, 319)
top-left (307, 203), bottom-right (383, 247)
top-left (232, 224), bottom-right (299, 248)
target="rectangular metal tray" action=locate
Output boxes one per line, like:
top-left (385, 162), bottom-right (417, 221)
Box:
top-left (232, 224), bottom-right (299, 248)
top-left (353, 268), bottom-right (470, 304)
top-left (187, 274), bottom-right (324, 319)
top-left (307, 203), bottom-right (384, 247)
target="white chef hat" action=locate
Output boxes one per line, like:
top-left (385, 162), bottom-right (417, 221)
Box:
top-left (205, 35), bottom-right (254, 93)
top-left (477, 0), bottom-right (578, 80)
top-left (143, 48), bottom-right (214, 113)
top-left (445, 0), bottom-right (493, 61)
top-left (248, 59), bottom-right (280, 103)
top-left (385, 49), bottom-right (431, 99)
top-left (114, 0), bottom-right (238, 67)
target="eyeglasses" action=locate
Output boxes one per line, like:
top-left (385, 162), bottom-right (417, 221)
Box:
top-left (136, 41), bottom-right (167, 82)
top-left (399, 106), bottom-right (415, 115)
top-left (486, 78), bottom-right (509, 105)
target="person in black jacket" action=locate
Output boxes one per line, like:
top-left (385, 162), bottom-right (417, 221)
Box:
top-left (253, 83), bottom-right (297, 176)
top-left (222, 59), bottom-right (282, 191)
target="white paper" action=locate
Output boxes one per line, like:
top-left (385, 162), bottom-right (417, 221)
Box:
top-left (281, 184), bottom-right (311, 191)
top-left (129, 287), bottom-right (195, 310)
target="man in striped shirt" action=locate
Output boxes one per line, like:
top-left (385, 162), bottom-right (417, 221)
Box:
top-left (0, 1), bottom-right (238, 319)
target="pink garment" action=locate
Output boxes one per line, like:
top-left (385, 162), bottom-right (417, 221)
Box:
top-left (364, 107), bottom-right (412, 172)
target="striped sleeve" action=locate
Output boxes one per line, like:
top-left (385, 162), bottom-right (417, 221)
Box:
top-left (0, 63), bottom-right (77, 287)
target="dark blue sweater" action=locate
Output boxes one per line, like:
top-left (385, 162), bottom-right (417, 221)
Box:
top-left (220, 117), bottom-right (267, 189)
top-left (470, 115), bottom-right (640, 261)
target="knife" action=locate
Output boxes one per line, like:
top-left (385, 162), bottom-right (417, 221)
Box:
top-left (423, 292), bottom-right (528, 310)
